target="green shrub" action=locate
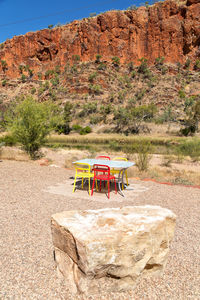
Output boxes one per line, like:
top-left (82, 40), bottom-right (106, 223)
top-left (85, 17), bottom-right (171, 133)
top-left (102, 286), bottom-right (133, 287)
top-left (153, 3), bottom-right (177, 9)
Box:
top-left (2, 79), bottom-right (7, 86)
top-left (194, 60), bottom-right (200, 71)
top-left (97, 62), bottom-right (106, 70)
top-left (45, 69), bottom-right (54, 79)
top-left (89, 84), bottom-right (102, 94)
top-left (50, 74), bottom-right (59, 86)
top-left (1, 60), bottom-right (8, 72)
top-left (30, 87), bottom-right (36, 94)
top-left (184, 58), bottom-right (191, 69)
top-left (134, 142), bottom-right (152, 171)
top-left (72, 124), bottom-right (82, 132)
top-left (80, 126), bottom-right (92, 135)
top-left (178, 139), bottom-right (200, 161)
top-left (138, 58), bottom-right (148, 74)
top-left (90, 115), bottom-right (101, 124)
top-left (127, 5), bottom-right (137, 10)
top-left (178, 89), bottom-right (186, 99)
top-left (6, 96), bottom-right (61, 159)
top-left (154, 57), bottom-right (165, 70)
top-left (72, 54), bottom-right (80, 64)
top-left (109, 140), bottom-right (120, 151)
top-left (89, 12), bottom-right (96, 17)
top-left (21, 74), bottom-right (26, 83)
top-left (112, 56), bottom-right (120, 67)
top-left (0, 134), bottom-right (17, 146)
top-left (181, 99), bottom-right (200, 136)
top-left (88, 72), bottom-right (97, 82)
top-left (95, 54), bottom-right (102, 63)
top-left (131, 70), bottom-right (136, 78)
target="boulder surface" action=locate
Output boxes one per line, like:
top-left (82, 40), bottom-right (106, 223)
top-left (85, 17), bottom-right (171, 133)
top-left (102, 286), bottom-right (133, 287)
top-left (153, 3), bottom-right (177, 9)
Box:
top-left (51, 205), bottom-right (176, 296)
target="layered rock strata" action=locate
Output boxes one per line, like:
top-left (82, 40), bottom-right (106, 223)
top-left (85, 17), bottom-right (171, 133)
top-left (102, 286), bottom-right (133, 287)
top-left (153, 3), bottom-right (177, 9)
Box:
top-left (0, 0), bottom-right (200, 78)
top-left (51, 205), bottom-right (176, 296)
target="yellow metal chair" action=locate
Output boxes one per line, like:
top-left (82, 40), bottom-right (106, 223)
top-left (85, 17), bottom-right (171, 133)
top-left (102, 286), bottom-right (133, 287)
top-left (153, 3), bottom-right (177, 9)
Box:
top-left (110, 157), bottom-right (129, 189)
top-left (73, 163), bottom-right (94, 195)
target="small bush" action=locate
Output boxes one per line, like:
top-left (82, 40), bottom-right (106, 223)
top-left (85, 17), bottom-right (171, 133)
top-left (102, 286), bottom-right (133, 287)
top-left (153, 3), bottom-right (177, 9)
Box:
top-left (95, 54), bottom-right (102, 63)
top-left (0, 134), bottom-right (17, 146)
top-left (112, 56), bottom-right (120, 67)
top-left (194, 60), bottom-right (200, 71)
top-left (178, 89), bottom-right (186, 99)
top-left (89, 12), bottom-right (96, 17)
top-left (72, 54), bottom-right (80, 64)
top-left (2, 79), bottom-right (7, 86)
top-left (80, 126), bottom-right (92, 135)
top-left (88, 72), bottom-right (97, 82)
top-left (178, 139), bottom-right (200, 162)
top-left (6, 96), bottom-right (61, 159)
top-left (21, 74), bottom-right (26, 83)
top-left (134, 142), bottom-right (152, 171)
top-left (161, 155), bottom-right (174, 167)
top-left (97, 62), bottom-right (106, 70)
top-left (72, 124), bottom-right (82, 132)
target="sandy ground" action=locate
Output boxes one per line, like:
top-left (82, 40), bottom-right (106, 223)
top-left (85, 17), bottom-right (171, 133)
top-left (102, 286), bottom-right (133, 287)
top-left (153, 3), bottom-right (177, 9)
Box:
top-left (0, 159), bottom-right (199, 299)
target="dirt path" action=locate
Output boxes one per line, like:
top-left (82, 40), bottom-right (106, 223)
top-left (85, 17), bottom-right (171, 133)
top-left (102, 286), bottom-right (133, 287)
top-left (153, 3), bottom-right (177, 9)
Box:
top-left (0, 160), bottom-right (199, 299)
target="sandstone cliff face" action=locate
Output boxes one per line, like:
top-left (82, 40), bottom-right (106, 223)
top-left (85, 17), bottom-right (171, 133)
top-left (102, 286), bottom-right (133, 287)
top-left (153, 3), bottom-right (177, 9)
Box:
top-left (0, 0), bottom-right (199, 78)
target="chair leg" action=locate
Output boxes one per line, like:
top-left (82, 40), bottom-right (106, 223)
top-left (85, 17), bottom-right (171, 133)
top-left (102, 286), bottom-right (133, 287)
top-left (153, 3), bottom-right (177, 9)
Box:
top-left (125, 170), bottom-right (129, 186)
top-left (73, 175), bottom-right (77, 193)
top-left (82, 177), bottom-right (83, 189)
top-left (108, 180), bottom-right (110, 199)
top-left (95, 179), bottom-right (98, 191)
top-left (91, 177), bottom-right (95, 196)
top-left (88, 178), bottom-right (90, 195)
top-left (114, 178), bottom-right (117, 194)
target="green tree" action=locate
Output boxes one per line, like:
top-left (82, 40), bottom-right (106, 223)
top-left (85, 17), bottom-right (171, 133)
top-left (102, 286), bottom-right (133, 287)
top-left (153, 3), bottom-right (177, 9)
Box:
top-left (6, 96), bottom-right (61, 158)
top-left (48, 24), bottom-right (54, 29)
top-left (181, 99), bottom-right (200, 136)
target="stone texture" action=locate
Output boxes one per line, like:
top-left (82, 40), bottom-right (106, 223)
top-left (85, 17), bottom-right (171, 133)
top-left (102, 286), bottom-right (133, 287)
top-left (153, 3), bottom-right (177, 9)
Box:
top-left (0, 0), bottom-right (200, 78)
top-left (51, 205), bottom-right (176, 296)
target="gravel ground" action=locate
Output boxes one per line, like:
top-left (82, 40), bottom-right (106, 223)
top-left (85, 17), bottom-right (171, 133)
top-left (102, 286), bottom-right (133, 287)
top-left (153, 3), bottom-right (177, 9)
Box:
top-left (0, 160), bottom-right (199, 300)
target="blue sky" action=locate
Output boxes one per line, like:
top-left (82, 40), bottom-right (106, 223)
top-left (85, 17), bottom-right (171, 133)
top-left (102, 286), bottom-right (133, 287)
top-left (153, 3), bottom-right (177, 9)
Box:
top-left (0, 0), bottom-right (153, 44)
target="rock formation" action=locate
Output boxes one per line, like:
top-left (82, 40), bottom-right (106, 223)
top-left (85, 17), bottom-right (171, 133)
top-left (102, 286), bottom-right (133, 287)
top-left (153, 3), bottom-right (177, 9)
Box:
top-left (51, 205), bottom-right (176, 296)
top-left (0, 0), bottom-right (200, 79)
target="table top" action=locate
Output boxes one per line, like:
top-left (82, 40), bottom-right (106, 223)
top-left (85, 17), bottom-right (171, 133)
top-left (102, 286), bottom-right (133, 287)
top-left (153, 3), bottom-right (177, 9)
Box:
top-left (73, 158), bottom-right (135, 169)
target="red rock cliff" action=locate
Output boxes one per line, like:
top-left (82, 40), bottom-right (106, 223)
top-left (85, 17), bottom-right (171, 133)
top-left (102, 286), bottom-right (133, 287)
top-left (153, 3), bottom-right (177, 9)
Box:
top-left (0, 0), bottom-right (199, 78)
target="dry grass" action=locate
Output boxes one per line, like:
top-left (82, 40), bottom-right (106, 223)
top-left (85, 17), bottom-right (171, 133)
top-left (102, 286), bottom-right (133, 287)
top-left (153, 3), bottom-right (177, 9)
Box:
top-left (1, 145), bottom-right (200, 186)
top-left (0, 146), bottom-right (29, 161)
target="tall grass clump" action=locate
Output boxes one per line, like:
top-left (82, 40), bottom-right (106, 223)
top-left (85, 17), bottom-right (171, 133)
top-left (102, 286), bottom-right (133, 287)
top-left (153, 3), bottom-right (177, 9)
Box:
top-left (134, 141), bottom-right (153, 171)
top-left (178, 138), bottom-right (200, 162)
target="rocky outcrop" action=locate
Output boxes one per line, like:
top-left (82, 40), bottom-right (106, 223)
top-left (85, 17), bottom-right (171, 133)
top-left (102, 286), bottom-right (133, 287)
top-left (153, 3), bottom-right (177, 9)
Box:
top-left (0, 0), bottom-right (200, 78)
top-left (51, 206), bottom-right (176, 296)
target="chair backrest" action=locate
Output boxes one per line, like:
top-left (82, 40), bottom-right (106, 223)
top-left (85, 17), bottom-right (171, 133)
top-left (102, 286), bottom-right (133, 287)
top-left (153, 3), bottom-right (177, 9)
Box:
top-left (74, 163), bottom-right (92, 173)
top-left (113, 157), bottom-right (128, 161)
top-left (96, 155), bottom-right (111, 160)
top-left (93, 164), bottom-right (110, 176)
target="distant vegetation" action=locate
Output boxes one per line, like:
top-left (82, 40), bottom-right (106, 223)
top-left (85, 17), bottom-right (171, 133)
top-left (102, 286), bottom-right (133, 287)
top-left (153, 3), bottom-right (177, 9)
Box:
top-left (0, 53), bottom-right (200, 159)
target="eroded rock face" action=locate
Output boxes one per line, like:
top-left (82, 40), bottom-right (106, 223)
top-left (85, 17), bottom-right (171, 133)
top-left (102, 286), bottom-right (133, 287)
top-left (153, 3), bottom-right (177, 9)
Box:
top-left (51, 205), bottom-right (176, 296)
top-left (0, 0), bottom-right (200, 78)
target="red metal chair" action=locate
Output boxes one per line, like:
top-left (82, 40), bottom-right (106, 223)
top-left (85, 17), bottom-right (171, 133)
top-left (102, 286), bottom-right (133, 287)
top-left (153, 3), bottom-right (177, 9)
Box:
top-left (91, 164), bottom-right (117, 199)
top-left (95, 155), bottom-right (111, 160)
top-left (95, 156), bottom-right (111, 188)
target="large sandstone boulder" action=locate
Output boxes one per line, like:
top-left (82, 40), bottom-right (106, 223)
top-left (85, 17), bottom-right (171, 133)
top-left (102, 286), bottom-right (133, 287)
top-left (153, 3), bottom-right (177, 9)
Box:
top-left (51, 206), bottom-right (176, 296)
